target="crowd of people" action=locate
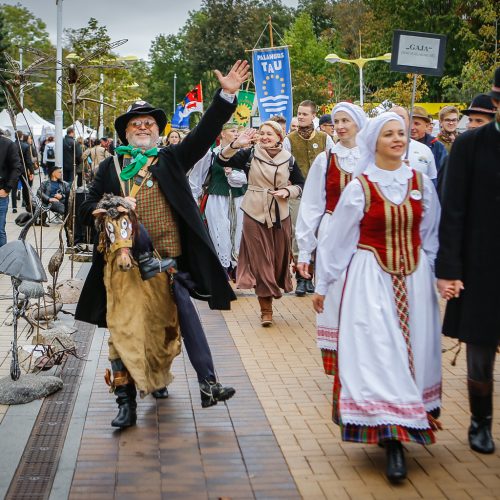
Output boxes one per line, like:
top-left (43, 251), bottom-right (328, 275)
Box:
top-left (0, 60), bottom-right (498, 485)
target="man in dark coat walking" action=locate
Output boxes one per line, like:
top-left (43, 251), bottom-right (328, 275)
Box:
top-left (62, 126), bottom-right (82, 185)
top-left (0, 132), bottom-right (23, 246)
top-left (14, 131), bottom-right (34, 213)
top-left (75, 60), bottom-right (249, 428)
top-left (436, 67), bottom-right (500, 455)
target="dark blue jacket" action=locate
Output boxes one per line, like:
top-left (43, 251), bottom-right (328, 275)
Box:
top-left (419, 133), bottom-right (448, 178)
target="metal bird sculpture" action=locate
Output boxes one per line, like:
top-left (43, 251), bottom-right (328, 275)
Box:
top-left (0, 198), bottom-right (47, 380)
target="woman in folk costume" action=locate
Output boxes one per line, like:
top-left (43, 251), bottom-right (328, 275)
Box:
top-left (217, 121), bottom-right (304, 326)
top-left (313, 113), bottom-right (442, 482)
top-left (189, 123), bottom-right (247, 275)
top-left (296, 102), bottom-right (367, 379)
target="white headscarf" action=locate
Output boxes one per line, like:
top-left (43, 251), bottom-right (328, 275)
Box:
top-left (353, 112), bottom-right (405, 178)
top-left (331, 102), bottom-right (368, 131)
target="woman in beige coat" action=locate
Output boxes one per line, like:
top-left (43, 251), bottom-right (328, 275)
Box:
top-left (218, 121), bottom-right (304, 326)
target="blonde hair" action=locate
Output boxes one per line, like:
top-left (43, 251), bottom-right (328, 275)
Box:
top-left (259, 120), bottom-right (284, 141)
top-left (439, 105), bottom-right (460, 121)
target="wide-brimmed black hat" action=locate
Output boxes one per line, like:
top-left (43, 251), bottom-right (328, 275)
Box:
top-left (114, 100), bottom-right (167, 145)
top-left (462, 94), bottom-right (496, 116)
top-left (489, 67), bottom-right (500, 100)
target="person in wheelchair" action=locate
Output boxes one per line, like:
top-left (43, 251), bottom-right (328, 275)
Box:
top-left (37, 165), bottom-right (70, 223)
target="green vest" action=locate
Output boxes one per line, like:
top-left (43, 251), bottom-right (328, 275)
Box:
top-left (207, 158), bottom-right (247, 197)
top-left (287, 130), bottom-right (328, 177)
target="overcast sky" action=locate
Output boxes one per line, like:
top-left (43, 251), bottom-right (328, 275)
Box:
top-left (2, 0), bottom-right (299, 60)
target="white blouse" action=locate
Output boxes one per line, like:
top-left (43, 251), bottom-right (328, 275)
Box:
top-left (315, 163), bottom-right (441, 296)
top-left (296, 143), bottom-right (360, 264)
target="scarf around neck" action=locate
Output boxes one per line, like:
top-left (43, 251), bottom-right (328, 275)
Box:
top-left (297, 124), bottom-right (315, 140)
top-left (115, 145), bottom-right (158, 181)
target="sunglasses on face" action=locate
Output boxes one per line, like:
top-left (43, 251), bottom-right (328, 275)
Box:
top-left (128, 119), bottom-right (157, 129)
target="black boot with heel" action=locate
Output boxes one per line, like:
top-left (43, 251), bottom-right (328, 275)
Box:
top-left (468, 379), bottom-right (495, 454)
top-left (385, 440), bottom-right (406, 482)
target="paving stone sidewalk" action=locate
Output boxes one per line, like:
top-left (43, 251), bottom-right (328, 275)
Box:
top-left (1, 201), bottom-right (500, 499)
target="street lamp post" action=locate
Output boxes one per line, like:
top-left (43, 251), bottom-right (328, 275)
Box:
top-left (19, 48), bottom-right (23, 108)
top-left (55, 0), bottom-right (64, 167)
top-left (98, 72), bottom-right (104, 138)
top-left (325, 42), bottom-right (391, 107)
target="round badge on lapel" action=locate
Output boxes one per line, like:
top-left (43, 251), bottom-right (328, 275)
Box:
top-left (410, 189), bottom-right (422, 201)
top-left (312, 143), bottom-right (318, 149)
top-left (146, 179), bottom-right (154, 188)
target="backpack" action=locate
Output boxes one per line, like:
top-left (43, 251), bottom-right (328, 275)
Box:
top-left (46, 145), bottom-right (55, 160)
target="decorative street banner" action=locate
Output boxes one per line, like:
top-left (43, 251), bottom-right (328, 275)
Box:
top-left (252, 47), bottom-right (293, 130)
top-left (391, 30), bottom-right (447, 76)
top-left (234, 90), bottom-right (255, 126)
top-left (171, 83), bottom-right (203, 129)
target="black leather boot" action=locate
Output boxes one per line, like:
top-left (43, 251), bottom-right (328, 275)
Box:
top-left (295, 272), bottom-right (307, 297)
top-left (200, 379), bottom-right (236, 408)
top-left (468, 379), bottom-right (495, 454)
top-left (137, 252), bottom-right (177, 280)
top-left (152, 386), bottom-right (169, 399)
top-left (385, 440), bottom-right (406, 482)
top-left (111, 383), bottom-right (137, 428)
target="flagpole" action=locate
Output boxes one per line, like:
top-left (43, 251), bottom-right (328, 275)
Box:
top-left (268, 16), bottom-right (273, 48)
top-left (173, 73), bottom-right (177, 114)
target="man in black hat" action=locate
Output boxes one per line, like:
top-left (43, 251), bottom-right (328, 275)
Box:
top-left (463, 94), bottom-right (497, 130)
top-left (436, 67), bottom-right (500, 455)
top-left (76, 60), bottom-right (249, 428)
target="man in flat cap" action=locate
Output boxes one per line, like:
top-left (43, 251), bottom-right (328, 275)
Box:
top-left (76, 60), bottom-right (249, 428)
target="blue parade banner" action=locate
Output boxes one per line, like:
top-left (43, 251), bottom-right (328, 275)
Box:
top-left (252, 46), bottom-right (293, 131)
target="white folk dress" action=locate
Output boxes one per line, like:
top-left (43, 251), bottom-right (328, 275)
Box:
top-left (316, 163), bottom-right (442, 444)
top-left (189, 146), bottom-right (247, 269)
top-left (296, 143), bottom-right (360, 357)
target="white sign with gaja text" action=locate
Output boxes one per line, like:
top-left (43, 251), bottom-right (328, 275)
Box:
top-left (391, 30), bottom-right (447, 76)
top-left (397, 35), bottom-right (440, 69)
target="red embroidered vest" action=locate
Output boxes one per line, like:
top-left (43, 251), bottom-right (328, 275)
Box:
top-left (325, 153), bottom-right (352, 214)
top-left (357, 171), bottom-right (423, 275)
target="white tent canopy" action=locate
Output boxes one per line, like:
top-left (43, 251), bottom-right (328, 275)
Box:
top-left (0, 108), bottom-right (55, 144)
top-left (72, 120), bottom-right (96, 140)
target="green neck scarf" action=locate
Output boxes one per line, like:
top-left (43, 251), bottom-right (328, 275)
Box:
top-left (115, 145), bottom-right (158, 181)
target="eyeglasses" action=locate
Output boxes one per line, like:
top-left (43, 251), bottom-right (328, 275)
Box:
top-left (128, 119), bottom-right (157, 129)
top-left (443, 118), bottom-right (458, 124)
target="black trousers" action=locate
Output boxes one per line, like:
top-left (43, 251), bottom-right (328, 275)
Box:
top-left (173, 272), bottom-right (216, 383)
top-left (466, 343), bottom-right (497, 382)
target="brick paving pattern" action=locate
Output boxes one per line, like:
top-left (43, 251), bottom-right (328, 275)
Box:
top-left (1, 200), bottom-right (500, 498)
top-left (69, 301), bottom-right (299, 500)
top-left (223, 290), bottom-right (500, 499)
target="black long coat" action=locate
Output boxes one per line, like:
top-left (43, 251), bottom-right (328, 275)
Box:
top-left (435, 121), bottom-right (500, 346)
top-left (75, 90), bottom-right (237, 328)
top-left (0, 136), bottom-right (23, 192)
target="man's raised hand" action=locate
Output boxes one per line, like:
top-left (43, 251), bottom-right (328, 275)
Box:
top-left (214, 60), bottom-right (250, 95)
